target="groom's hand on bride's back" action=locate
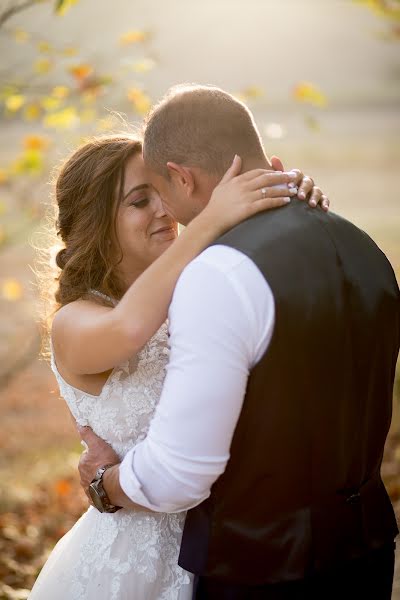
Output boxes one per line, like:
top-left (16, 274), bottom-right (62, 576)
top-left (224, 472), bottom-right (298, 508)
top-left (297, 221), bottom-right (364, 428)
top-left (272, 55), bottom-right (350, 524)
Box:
top-left (77, 425), bottom-right (120, 499)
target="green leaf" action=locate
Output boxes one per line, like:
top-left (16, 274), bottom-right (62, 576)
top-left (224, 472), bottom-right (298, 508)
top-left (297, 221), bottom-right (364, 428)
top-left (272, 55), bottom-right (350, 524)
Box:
top-left (54, 0), bottom-right (79, 15)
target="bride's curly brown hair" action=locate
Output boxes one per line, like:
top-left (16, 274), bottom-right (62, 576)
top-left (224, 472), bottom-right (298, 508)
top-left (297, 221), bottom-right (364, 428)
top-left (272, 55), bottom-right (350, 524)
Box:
top-left (52, 134), bottom-right (143, 307)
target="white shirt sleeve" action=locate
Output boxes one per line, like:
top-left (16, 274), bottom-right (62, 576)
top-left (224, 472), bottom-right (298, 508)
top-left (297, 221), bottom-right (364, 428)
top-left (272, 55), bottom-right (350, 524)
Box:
top-left (119, 245), bottom-right (275, 512)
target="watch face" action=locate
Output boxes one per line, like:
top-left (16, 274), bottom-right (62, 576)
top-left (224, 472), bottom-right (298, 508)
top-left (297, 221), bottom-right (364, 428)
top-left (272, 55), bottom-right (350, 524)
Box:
top-left (89, 483), bottom-right (105, 513)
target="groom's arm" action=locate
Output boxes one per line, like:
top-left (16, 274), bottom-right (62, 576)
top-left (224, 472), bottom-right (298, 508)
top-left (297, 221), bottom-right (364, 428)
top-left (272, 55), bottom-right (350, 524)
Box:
top-left (104, 246), bottom-right (275, 512)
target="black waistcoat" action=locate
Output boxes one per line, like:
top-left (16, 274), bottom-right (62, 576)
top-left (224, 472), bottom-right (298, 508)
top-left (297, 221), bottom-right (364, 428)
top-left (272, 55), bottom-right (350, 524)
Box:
top-left (178, 200), bottom-right (400, 584)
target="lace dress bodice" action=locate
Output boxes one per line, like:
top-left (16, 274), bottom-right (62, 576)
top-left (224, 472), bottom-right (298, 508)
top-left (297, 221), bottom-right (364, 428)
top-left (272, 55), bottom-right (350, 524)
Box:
top-left (51, 321), bottom-right (171, 460)
top-left (36, 319), bottom-right (192, 600)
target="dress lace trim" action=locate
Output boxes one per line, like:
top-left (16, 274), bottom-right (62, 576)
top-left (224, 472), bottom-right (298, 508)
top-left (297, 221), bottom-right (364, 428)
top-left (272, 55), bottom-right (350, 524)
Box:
top-left (43, 320), bottom-right (191, 599)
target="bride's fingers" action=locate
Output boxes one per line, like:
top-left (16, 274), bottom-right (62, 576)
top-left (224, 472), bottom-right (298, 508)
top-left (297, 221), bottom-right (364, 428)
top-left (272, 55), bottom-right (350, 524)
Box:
top-left (307, 186), bottom-right (322, 208)
top-left (219, 154), bottom-right (242, 184)
top-left (290, 169), bottom-right (303, 184)
top-left (248, 196), bottom-right (291, 214)
top-left (250, 184), bottom-right (298, 198)
top-left (321, 194), bottom-right (330, 212)
top-left (297, 175), bottom-right (314, 200)
top-left (245, 170), bottom-right (298, 190)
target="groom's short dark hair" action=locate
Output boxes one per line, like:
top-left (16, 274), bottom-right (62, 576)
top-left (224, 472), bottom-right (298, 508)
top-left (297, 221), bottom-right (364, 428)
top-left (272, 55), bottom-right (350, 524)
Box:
top-left (143, 84), bottom-right (266, 178)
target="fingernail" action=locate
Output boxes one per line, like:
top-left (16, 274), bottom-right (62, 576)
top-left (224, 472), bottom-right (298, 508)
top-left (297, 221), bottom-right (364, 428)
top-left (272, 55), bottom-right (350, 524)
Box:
top-left (288, 182), bottom-right (296, 189)
top-left (310, 200), bottom-right (317, 207)
top-left (289, 187), bottom-right (298, 194)
top-left (284, 197), bottom-right (291, 203)
top-left (298, 191), bottom-right (305, 199)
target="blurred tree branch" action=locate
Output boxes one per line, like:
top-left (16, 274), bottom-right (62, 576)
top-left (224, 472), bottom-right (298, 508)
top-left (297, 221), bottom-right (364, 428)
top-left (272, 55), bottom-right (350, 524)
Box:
top-left (0, 0), bottom-right (44, 29)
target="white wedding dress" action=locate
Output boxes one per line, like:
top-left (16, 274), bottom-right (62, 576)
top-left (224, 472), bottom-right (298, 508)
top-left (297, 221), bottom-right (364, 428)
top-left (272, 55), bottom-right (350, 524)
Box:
top-left (28, 319), bottom-right (193, 600)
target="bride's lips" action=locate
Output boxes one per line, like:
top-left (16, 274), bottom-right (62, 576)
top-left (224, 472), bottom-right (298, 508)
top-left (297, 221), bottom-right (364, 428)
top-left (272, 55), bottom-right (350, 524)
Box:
top-left (151, 225), bottom-right (176, 238)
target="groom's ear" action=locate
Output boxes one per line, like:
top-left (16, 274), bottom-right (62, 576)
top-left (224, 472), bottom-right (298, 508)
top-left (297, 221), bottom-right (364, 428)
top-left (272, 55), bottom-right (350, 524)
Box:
top-left (270, 156), bottom-right (285, 171)
top-left (166, 162), bottom-right (195, 196)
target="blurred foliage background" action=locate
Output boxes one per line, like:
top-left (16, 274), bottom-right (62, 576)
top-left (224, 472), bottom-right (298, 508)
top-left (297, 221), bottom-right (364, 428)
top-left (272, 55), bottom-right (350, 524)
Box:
top-left (0, 0), bottom-right (399, 598)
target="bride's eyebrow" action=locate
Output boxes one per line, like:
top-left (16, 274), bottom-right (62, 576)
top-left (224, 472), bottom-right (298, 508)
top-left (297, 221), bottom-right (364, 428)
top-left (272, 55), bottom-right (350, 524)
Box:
top-left (123, 183), bottom-right (149, 200)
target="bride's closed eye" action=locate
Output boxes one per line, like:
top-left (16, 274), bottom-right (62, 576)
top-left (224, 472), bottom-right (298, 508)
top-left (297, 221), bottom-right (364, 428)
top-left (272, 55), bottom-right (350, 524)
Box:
top-left (130, 197), bottom-right (149, 208)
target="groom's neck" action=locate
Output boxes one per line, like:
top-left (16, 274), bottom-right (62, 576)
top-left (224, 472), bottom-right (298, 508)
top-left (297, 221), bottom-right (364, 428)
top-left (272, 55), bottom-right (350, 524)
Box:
top-left (240, 155), bottom-right (273, 174)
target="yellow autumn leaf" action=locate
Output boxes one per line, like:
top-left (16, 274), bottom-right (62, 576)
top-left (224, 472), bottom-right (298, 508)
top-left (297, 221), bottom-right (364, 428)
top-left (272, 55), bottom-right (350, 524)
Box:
top-left (293, 82), bottom-right (327, 108)
top-left (37, 41), bottom-right (52, 53)
top-left (24, 103), bottom-right (41, 121)
top-left (242, 86), bottom-right (265, 99)
top-left (12, 149), bottom-right (44, 175)
top-left (127, 88), bottom-right (151, 115)
top-left (0, 85), bottom-right (18, 100)
top-left (43, 106), bottom-right (78, 129)
top-left (52, 85), bottom-right (70, 99)
top-left (34, 58), bottom-right (53, 74)
top-left (2, 279), bottom-right (23, 301)
top-left (55, 0), bottom-right (80, 16)
top-left (5, 94), bottom-right (25, 112)
top-left (23, 135), bottom-right (50, 151)
top-left (14, 28), bottom-right (29, 43)
top-left (62, 46), bottom-right (78, 57)
top-left (68, 63), bottom-right (93, 81)
top-left (353, 0), bottom-right (400, 19)
top-left (119, 30), bottom-right (149, 45)
top-left (79, 108), bottom-right (96, 123)
top-left (0, 169), bottom-right (9, 184)
top-left (40, 96), bottom-right (62, 111)
top-left (132, 58), bottom-right (156, 73)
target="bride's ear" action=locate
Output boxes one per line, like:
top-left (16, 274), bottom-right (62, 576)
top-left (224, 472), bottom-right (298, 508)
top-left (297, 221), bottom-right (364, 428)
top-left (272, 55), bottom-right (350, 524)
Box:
top-left (167, 162), bottom-right (195, 196)
top-left (270, 156), bottom-right (285, 171)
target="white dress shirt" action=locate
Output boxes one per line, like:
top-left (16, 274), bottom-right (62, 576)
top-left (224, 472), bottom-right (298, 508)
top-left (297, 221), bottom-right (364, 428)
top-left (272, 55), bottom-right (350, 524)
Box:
top-left (119, 245), bottom-right (275, 512)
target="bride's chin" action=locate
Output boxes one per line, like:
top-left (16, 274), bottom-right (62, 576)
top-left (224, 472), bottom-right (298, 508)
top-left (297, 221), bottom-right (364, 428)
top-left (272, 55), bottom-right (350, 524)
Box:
top-left (154, 236), bottom-right (176, 255)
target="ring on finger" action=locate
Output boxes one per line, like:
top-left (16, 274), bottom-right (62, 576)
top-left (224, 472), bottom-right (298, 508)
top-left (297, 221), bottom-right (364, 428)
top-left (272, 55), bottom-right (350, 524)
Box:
top-left (261, 187), bottom-right (268, 199)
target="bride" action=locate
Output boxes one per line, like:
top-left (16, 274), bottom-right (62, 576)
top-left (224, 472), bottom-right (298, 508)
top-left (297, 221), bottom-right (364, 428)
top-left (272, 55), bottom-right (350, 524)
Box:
top-left (28, 133), bottom-right (328, 599)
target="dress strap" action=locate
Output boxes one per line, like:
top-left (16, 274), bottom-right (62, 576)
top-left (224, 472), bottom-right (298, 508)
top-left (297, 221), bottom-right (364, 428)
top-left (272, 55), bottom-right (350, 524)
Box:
top-left (89, 289), bottom-right (118, 306)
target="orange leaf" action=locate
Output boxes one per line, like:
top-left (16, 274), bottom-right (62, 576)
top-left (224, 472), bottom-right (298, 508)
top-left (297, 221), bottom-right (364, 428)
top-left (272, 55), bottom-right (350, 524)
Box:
top-left (23, 135), bottom-right (49, 151)
top-left (54, 479), bottom-right (72, 496)
top-left (68, 64), bottom-right (93, 81)
top-left (0, 169), bottom-right (9, 184)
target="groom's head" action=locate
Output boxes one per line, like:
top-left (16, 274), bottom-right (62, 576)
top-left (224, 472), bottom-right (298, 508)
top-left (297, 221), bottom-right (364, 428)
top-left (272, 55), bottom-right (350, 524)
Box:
top-left (143, 84), bottom-right (270, 225)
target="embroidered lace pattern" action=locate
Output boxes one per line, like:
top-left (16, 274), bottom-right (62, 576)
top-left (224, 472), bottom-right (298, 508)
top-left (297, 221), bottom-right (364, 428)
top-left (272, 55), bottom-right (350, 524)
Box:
top-left (49, 318), bottom-right (191, 599)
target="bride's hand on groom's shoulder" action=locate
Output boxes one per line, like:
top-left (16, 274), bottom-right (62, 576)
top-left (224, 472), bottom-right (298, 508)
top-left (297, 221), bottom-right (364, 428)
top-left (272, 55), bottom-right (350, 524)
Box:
top-left (270, 156), bottom-right (330, 212)
top-left (202, 155), bottom-right (330, 237)
top-left (77, 424), bottom-right (120, 501)
top-left (203, 155), bottom-right (300, 235)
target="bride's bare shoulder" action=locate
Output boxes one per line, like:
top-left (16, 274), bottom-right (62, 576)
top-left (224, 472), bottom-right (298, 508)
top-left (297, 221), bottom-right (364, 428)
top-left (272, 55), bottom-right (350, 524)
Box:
top-left (52, 297), bottom-right (112, 341)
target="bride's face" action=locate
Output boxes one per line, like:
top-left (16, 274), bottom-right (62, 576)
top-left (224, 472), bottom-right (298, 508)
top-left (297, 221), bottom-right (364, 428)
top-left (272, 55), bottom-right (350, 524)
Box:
top-left (115, 154), bottom-right (178, 280)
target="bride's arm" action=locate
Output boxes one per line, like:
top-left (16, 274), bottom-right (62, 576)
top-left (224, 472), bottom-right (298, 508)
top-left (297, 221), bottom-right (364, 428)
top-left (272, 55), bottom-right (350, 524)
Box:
top-left (52, 158), bottom-right (298, 375)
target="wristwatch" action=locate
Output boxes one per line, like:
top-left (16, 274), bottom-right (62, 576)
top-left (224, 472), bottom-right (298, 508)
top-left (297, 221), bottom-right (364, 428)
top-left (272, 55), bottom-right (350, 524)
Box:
top-left (88, 464), bottom-right (122, 513)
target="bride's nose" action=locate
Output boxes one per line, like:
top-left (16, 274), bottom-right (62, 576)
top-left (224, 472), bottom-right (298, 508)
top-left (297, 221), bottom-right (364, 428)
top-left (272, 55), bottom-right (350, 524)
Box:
top-left (153, 195), bottom-right (167, 218)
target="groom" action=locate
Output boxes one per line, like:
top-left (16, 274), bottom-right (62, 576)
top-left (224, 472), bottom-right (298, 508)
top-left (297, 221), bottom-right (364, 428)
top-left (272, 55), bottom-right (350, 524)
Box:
top-left (79, 84), bottom-right (400, 599)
